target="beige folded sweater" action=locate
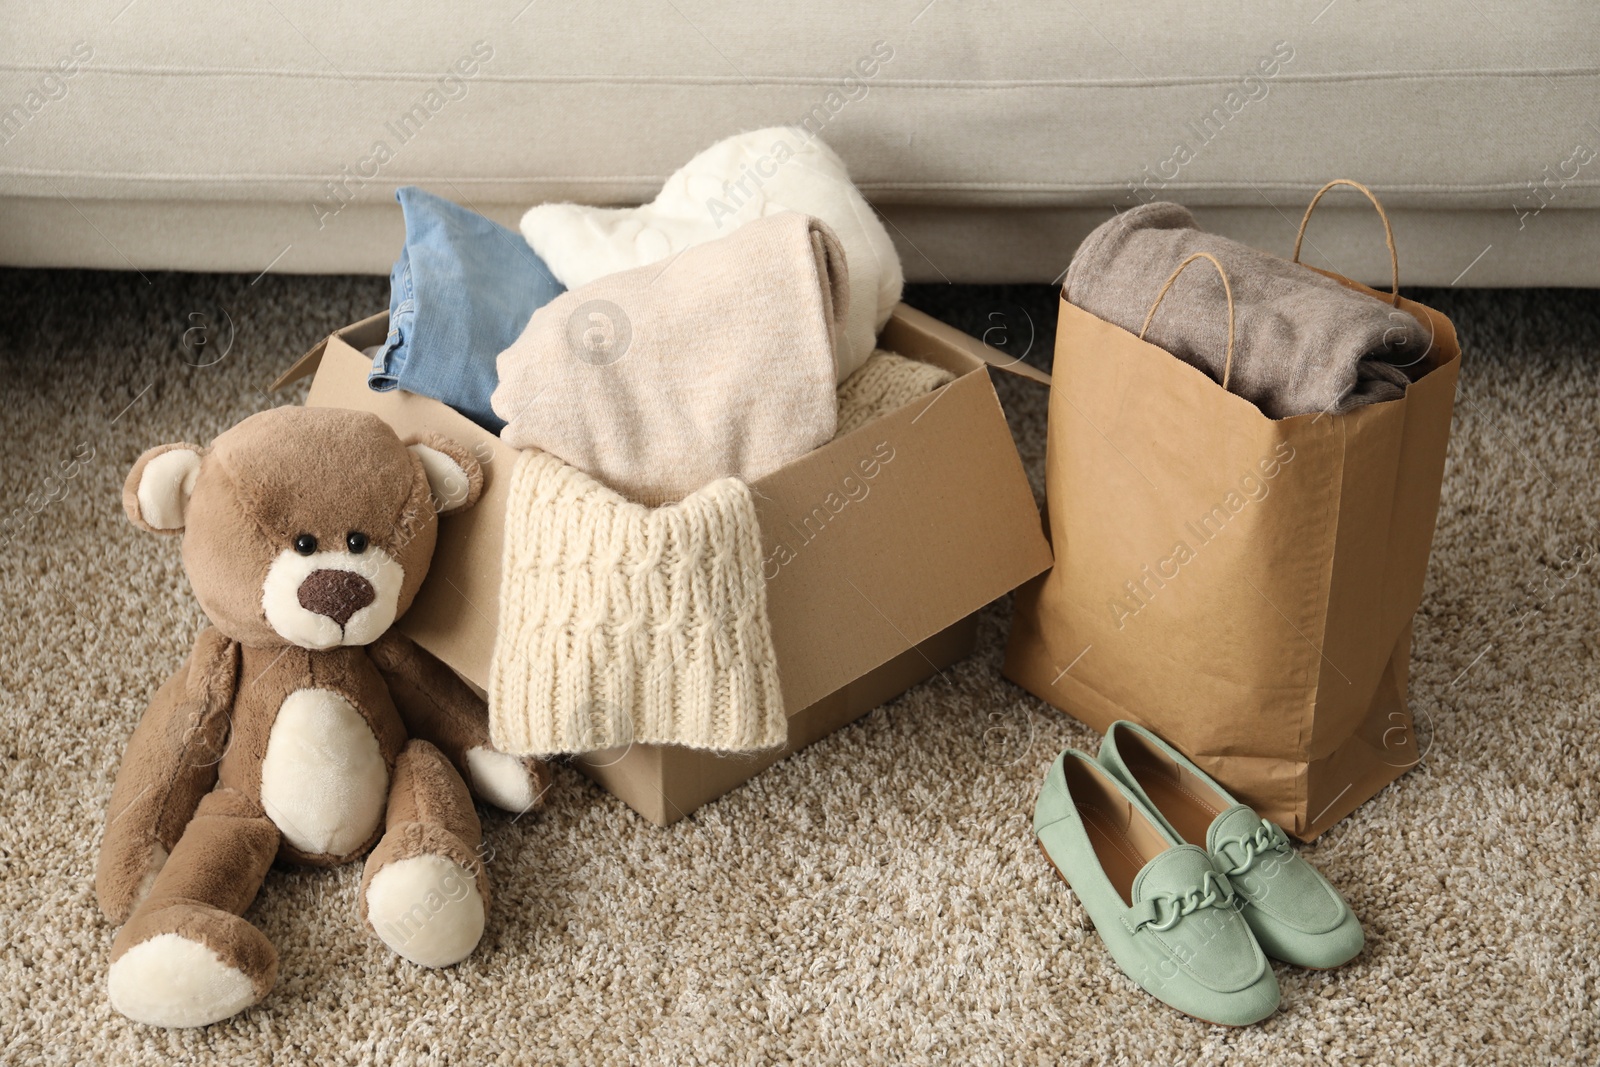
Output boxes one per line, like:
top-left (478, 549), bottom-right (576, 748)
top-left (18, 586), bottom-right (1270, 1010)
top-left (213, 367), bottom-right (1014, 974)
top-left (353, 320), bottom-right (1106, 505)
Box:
top-left (488, 348), bottom-right (954, 758)
top-left (491, 210), bottom-right (849, 505)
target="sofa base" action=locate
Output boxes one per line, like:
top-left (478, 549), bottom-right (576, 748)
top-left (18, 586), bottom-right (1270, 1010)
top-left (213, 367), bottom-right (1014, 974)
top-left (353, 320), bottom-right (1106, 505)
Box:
top-left (4, 196), bottom-right (1595, 288)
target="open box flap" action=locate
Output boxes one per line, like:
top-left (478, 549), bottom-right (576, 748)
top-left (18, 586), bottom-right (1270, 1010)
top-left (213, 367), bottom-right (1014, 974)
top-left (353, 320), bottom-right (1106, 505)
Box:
top-left (275, 305), bottom-right (1051, 393)
top-left (270, 335), bottom-right (330, 391)
top-left (749, 368), bottom-right (1053, 712)
top-left (269, 311), bottom-right (390, 391)
top-left (885, 304), bottom-right (1052, 385)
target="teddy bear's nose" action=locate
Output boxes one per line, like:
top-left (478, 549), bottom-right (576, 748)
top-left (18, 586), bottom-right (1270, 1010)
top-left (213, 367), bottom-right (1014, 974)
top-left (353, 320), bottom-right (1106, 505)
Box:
top-left (297, 569), bottom-right (376, 627)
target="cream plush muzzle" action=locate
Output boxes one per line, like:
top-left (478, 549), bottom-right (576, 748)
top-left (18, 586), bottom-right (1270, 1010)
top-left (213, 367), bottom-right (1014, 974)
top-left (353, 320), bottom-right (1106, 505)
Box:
top-left (261, 546), bottom-right (404, 648)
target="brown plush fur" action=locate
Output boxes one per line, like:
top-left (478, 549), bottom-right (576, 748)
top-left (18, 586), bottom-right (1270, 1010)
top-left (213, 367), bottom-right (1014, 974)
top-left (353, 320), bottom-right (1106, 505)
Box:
top-left (99, 406), bottom-right (545, 1027)
top-left (109, 788), bottom-right (281, 991)
top-left (369, 629), bottom-right (551, 802)
top-left (225, 643), bottom-right (409, 866)
top-left (358, 741), bottom-right (491, 925)
top-left (97, 627), bottom-right (237, 924)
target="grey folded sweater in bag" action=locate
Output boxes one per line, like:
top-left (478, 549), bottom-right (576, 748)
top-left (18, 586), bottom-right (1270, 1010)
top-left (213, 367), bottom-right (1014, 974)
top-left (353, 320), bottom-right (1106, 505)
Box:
top-left (1066, 202), bottom-right (1429, 418)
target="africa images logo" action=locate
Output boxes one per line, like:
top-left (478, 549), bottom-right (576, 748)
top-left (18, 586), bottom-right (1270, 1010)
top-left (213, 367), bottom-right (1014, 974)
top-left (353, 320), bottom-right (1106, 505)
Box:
top-left (1108, 442), bottom-right (1296, 629)
top-left (565, 300), bottom-right (632, 366)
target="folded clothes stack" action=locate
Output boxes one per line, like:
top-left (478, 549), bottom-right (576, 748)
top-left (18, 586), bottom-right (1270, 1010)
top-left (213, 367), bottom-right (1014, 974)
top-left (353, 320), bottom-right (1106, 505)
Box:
top-left (364, 129), bottom-right (939, 757)
top-left (368, 127), bottom-right (920, 500)
top-left (1067, 202), bottom-right (1431, 418)
top-left (520, 126), bottom-right (904, 383)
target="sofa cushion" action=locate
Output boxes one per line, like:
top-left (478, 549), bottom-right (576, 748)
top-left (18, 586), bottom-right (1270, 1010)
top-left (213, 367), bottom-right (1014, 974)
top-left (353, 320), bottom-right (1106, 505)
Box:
top-left (2, 1), bottom-right (1597, 281)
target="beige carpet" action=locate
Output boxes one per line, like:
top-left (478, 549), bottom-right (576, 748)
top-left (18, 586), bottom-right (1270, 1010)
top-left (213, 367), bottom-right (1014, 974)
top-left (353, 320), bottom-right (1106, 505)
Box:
top-left (2, 271), bottom-right (1597, 1065)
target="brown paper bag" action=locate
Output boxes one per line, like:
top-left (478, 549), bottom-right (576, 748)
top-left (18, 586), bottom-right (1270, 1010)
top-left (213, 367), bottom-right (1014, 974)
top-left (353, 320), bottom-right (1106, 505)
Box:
top-left (1004, 181), bottom-right (1461, 840)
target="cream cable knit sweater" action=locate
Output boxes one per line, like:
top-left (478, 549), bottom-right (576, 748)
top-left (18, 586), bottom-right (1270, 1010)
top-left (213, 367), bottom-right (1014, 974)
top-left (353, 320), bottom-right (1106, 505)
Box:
top-left (489, 452), bottom-right (784, 756)
top-left (489, 349), bottom-right (956, 758)
top-left (835, 350), bottom-right (957, 437)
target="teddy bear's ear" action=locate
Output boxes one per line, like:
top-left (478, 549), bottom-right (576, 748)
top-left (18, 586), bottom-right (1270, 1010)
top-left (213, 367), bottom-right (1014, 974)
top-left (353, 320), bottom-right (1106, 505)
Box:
top-left (124, 443), bottom-right (205, 534)
top-left (406, 434), bottom-right (484, 515)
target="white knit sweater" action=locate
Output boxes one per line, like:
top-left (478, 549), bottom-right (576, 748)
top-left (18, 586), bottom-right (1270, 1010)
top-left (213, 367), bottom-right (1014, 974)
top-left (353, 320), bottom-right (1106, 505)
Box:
top-left (488, 451), bottom-right (784, 756)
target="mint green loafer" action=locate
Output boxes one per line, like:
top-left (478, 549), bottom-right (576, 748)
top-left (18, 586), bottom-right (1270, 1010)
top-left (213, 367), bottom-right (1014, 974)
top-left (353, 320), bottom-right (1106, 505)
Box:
top-left (1098, 721), bottom-right (1364, 970)
top-left (1034, 750), bottom-right (1280, 1026)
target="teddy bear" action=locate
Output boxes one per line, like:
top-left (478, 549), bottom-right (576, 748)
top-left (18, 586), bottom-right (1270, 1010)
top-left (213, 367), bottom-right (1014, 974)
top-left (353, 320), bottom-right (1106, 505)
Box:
top-left (97, 405), bottom-right (550, 1028)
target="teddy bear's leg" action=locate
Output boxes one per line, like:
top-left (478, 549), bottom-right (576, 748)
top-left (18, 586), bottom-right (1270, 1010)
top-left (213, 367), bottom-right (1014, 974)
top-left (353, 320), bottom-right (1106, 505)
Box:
top-left (360, 739), bottom-right (489, 968)
top-left (107, 787), bottom-right (279, 1028)
top-left (370, 630), bottom-right (552, 813)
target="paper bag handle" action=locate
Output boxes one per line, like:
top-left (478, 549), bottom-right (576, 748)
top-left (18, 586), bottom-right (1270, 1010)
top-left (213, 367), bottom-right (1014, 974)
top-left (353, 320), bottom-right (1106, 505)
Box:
top-left (1292, 179), bottom-right (1402, 307)
top-left (1140, 251), bottom-right (1237, 391)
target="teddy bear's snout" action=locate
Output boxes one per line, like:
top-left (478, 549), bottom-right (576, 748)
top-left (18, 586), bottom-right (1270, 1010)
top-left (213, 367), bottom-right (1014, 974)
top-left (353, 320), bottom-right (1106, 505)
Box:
top-left (296, 569), bottom-right (377, 627)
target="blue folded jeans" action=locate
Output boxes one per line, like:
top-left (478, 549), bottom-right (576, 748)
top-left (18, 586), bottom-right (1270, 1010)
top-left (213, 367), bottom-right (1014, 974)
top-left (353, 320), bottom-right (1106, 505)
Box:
top-left (369, 186), bottom-right (565, 431)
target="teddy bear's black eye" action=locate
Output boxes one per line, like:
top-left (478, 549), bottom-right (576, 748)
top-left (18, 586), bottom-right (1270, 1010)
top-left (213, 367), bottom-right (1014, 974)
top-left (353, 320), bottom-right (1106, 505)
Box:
top-left (346, 531), bottom-right (369, 554)
top-left (293, 533), bottom-right (318, 556)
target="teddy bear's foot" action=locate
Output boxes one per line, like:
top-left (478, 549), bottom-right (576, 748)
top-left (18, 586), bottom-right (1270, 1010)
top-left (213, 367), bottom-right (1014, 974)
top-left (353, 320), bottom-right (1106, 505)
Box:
top-left (365, 839), bottom-right (487, 967)
top-left (361, 740), bottom-right (489, 968)
top-left (107, 786), bottom-right (280, 1027)
top-left (466, 745), bottom-right (550, 813)
top-left (108, 905), bottom-right (277, 1027)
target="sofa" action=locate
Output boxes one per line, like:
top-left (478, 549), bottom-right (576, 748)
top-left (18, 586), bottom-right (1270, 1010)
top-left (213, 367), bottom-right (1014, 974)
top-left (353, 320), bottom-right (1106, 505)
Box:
top-left (3, 1), bottom-right (1597, 286)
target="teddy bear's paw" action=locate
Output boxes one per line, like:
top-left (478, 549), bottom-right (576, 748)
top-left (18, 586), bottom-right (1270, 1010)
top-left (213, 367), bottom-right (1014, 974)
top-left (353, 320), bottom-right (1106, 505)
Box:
top-left (365, 853), bottom-right (486, 968)
top-left (108, 908), bottom-right (276, 1028)
top-left (466, 745), bottom-right (550, 813)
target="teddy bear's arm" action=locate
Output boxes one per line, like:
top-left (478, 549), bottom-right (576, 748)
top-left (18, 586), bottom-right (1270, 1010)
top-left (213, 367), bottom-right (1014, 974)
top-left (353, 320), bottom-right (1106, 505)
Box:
top-left (369, 630), bottom-right (550, 814)
top-left (96, 626), bottom-right (239, 924)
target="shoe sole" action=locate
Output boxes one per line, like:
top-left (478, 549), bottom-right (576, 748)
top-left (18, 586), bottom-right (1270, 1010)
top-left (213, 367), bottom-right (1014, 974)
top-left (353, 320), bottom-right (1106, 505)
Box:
top-left (1034, 838), bottom-right (1262, 1029)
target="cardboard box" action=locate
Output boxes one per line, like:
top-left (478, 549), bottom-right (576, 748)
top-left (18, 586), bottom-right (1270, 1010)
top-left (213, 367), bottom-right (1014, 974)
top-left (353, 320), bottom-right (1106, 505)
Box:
top-left (274, 304), bottom-right (1052, 825)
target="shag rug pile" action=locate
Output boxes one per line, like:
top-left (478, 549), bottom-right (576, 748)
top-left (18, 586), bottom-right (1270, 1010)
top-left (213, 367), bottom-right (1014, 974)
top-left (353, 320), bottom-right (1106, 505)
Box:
top-left (2, 270), bottom-right (1595, 1064)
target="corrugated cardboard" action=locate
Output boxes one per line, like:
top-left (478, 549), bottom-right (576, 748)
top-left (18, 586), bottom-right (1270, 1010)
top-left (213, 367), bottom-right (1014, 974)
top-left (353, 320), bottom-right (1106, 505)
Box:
top-left (276, 304), bottom-right (1052, 825)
